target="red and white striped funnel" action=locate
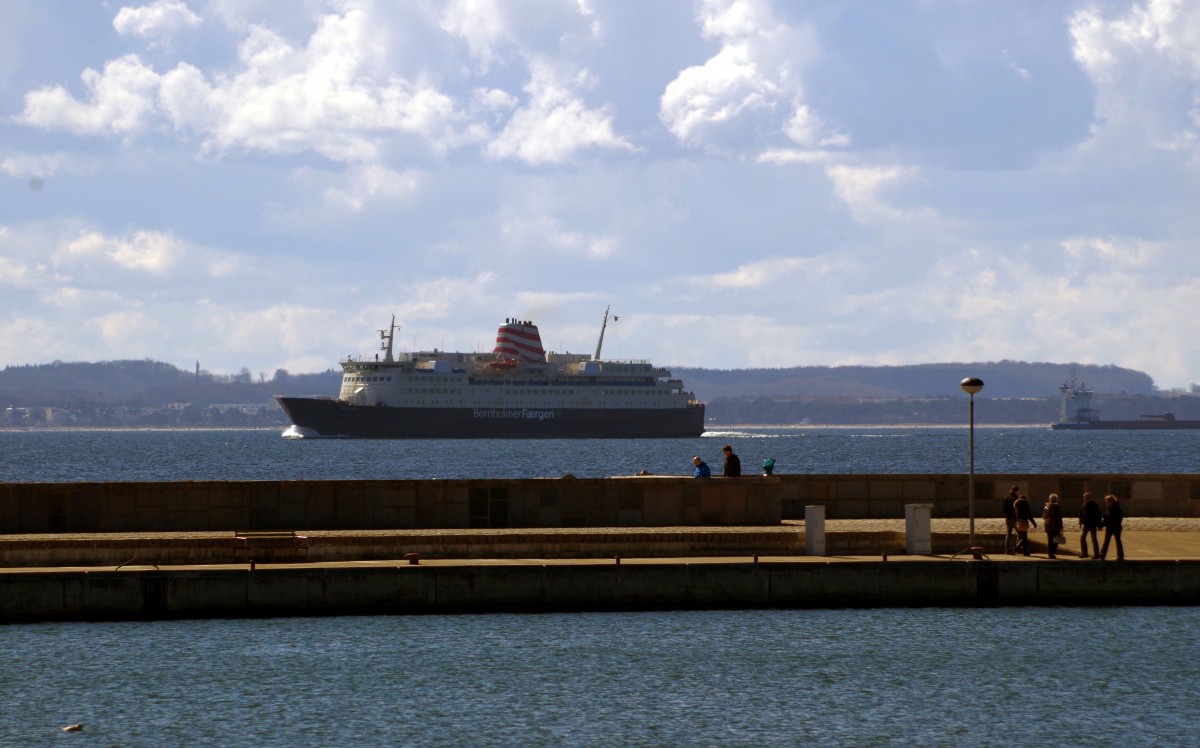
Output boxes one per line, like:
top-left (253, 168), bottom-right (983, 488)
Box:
top-left (494, 319), bottom-right (545, 363)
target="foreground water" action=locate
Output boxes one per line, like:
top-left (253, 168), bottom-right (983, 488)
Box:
top-left (3, 425), bottom-right (1200, 481)
top-left (3, 608), bottom-right (1197, 747)
top-left (4, 429), bottom-right (1197, 746)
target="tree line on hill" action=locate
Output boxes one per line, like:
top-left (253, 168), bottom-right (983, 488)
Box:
top-left (2, 358), bottom-right (1198, 427)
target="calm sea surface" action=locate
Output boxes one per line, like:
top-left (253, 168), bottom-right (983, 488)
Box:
top-left (3, 428), bottom-right (1198, 746)
top-left (2, 424), bottom-right (1200, 481)
top-left (2, 608), bottom-right (1197, 747)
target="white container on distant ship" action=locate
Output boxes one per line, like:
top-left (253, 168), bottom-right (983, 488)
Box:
top-left (276, 309), bottom-right (705, 438)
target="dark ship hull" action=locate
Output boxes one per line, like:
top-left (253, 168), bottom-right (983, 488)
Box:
top-left (277, 396), bottom-right (706, 439)
top-left (1051, 418), bottom-right (1200, 430)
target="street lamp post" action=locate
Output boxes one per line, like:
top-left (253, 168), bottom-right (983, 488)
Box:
top-left (960, 377), bottom-right (984, 549)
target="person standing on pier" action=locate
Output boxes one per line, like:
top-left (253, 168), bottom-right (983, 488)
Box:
top-left (1042, 493), bottom-right (1063, 558)
top-left (722, 445), bottom-right (741, 477)
top-left (1013, 494), bottom-right (1036, 556)
top-left (1079, 492), bottom-right (1103, 559)
top-left (692, 456), bottom-right (711, 478)
top-left (1100, 494), bottom-right (1125, 561)
top-left (1002, 485), bottom-right (1019, 554)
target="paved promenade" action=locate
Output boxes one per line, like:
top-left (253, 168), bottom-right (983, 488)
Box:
top-left (2, 517), bottom-right (1196, 573)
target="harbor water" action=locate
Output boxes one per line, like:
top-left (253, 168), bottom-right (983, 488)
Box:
top-left (3, 427), bottom-right (1199, 746)
top-left (3, 424), bottom-right (1200, 481)
top-left (2, 608), bottom-right (1197, 746)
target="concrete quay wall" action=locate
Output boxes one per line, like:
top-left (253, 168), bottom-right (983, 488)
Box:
top-left (3, 473), bottom-right (1197, 536)
top-left (778, 473), bottom-right (1200, 520)
top-left (0, 477), bottom-right (782, 534)
top-left (4, 560), bottom-right (1197, 622)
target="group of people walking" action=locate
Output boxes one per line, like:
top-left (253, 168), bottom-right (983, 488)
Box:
top-left (1002, 486), bottom-right (1124, 560)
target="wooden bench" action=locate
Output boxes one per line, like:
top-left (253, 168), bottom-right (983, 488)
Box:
top-left (234, 530), bottom-right (310, 568)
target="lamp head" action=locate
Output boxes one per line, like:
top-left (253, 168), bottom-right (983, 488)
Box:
top-left (960, 377), bottom-right (984, 395)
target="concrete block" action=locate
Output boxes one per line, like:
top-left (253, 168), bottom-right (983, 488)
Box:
top-left (869, 479), bottom-right (902, 500)
top-left (805, 505), bottom-right (825, 556)
top-left (685, 564), bottom-right (769, 605)
top-left (0, 576), bottom-right (66, 618)
top-left (836, 479), bottom-right (869, 500)
top-left (836, 500), bottom-right (871, 519)
top-left (1131, 480), bottom-right (1163, 500)
top-left (81, 574), bottom-right (145, 616)
top-left (542, 564), bottom-right (619, 608)
top-left (905, 504), bottom-right (932, 555)
top-left (901, 480), bottom-right (938, 501)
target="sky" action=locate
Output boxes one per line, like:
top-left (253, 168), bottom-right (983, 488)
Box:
top-left (3, 1), bottom-right (1200, 390)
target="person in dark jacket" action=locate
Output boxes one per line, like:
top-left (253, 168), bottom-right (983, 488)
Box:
top-left (1002, 485), bottom-right (1019, 554)
top-left (1079, 491), bottom-right (1103, 559)
top-left (1100, 494), bottom-right (1125, 560)
top-left (1042, 493), bottom-right (1064, 558)
top-left (722, 444), bottom-right (741, 477)
top-left (1013, 494), bottom-right (1036, 556)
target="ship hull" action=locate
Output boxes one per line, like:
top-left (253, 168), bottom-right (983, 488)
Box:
top-left (277, 397), bottom-right (706, 438)
top-left (1051, 420), bottom-right (1200, 430)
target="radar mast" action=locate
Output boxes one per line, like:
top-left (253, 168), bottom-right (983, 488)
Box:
top-left (379, 315), bottom-right (398, 363)
top-left (594, 306), bottom-right (612, 360)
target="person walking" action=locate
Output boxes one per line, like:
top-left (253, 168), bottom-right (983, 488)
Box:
top-left (1013, 493), bottom-right (1036, 556)
top-left (1100, 494), bottom-right (1125, 560)
top-left (721, 444), bottom-right (741, 477)
top-left (1079, 491), bottom-right (1102, 559)
top-left (692, 456), bottom-right (711, 478)
top-left (1042, 493), bottom-right (1064, 558)
top-left (1002, 485), bottom-right (1019, 554)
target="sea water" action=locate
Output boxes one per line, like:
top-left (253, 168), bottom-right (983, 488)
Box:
top-left (2, 608), bottom-right (1196, 746)
top-left (2, 425), bottom-right (1199, 481)
top-left (2, 428), bottom-right (1198, 746)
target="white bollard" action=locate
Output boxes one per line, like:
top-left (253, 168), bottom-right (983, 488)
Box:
top-left (805, 505), bottom-right (826, 556)
top-left (905, 503), bottom-right (933, 555)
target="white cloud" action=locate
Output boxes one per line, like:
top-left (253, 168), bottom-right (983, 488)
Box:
top-left (825, 164), bottom-right (912, 223)
top-left (687, 256), bottom-right (820, 290)
top-left (660, 0), bottom-right (840, 156)
top-left (1070, 1), bottom-right (1200, 154)
top-left (439, 0), bottom-right (509, 70)
top-left (113, 1), bottom-right (202, 40)
top-left (322, 165), bottom-right (425, 213)
top-left (0, 152), bottom-right (77, 179)
top-left (16, 55), bottom-right (162, 137)
top-left (17, 2), bottom-right (629, 166)
top-left (17, 9), bottom-right (461, 162)
top-left (486, 58), bottom-right (635, 163)
top-left (59, 230), bottom-right (184, 273)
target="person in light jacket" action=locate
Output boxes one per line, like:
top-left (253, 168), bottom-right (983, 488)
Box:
top-left (1042, 493), bottom-right (1064, 559)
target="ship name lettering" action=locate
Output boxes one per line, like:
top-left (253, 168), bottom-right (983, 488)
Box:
top-left (472, 408), bottom-right (556, 421)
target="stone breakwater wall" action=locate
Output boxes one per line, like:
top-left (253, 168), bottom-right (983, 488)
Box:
top-left (2, 474), bottom-right (1198, 535)
top-left (3, 560), bottom-right (1198, 622)
top-left (778, 473), bottom-right (1200, 520)
top-left (0, 477), bottom-right (782, 534)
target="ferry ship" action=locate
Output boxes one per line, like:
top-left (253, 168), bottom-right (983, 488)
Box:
top-left (276, 309), bottom-right (705, 438)
top-left (1051, 377), bottom-right (1200, 430)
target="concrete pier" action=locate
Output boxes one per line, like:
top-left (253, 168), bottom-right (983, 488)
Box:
top-left (3, 474), bottom-right (1198, 622)
top-left (3, 557), bottom-right (1198, 623)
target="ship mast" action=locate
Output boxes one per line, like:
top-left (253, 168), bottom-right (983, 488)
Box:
top-left (379, 315), bottom-right (398, 363)
top-left (594, 306), bottom-right (611, 360)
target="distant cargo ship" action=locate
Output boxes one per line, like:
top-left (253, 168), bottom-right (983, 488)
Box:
top-left (1051, 377), bottom-right (1200, 430)
top-left (276, 308), bottom-right (705, 438)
